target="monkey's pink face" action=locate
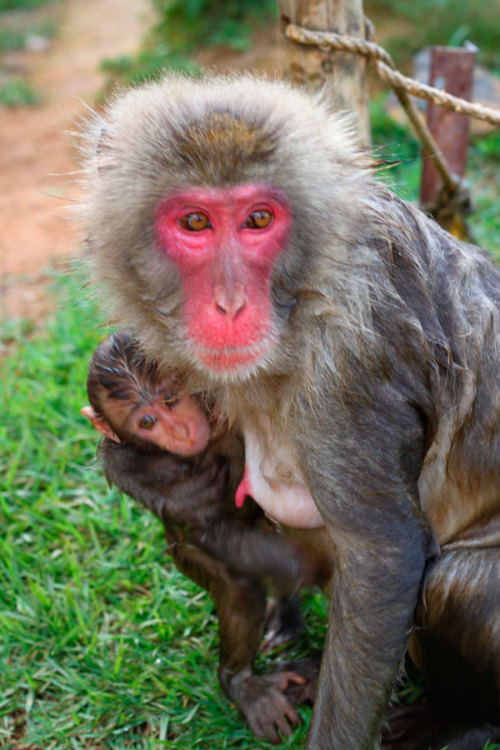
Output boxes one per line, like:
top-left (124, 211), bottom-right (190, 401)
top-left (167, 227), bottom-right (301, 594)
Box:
top-left (130, 393), bottom-right (211, 457)
top-left (154, 185), bottom-right (292, 373)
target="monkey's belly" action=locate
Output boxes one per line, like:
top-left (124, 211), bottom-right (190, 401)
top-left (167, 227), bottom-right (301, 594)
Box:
top-left (236, 420), bottom-right (324, 528)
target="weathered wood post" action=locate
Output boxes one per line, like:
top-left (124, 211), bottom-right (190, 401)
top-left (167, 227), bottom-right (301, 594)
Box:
top-left (277, 0), bottom-right (370, 147)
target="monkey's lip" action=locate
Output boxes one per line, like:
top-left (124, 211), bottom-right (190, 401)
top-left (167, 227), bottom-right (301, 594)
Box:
top-left (195, 342), bottom-right (267, 372)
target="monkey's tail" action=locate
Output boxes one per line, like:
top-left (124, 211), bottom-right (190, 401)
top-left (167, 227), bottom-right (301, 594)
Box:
top-left (382, 702), bottom-right (500, 750)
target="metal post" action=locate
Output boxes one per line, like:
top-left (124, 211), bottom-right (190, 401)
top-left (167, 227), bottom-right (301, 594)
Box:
top-left (420, 46), bottom-right (476, 209)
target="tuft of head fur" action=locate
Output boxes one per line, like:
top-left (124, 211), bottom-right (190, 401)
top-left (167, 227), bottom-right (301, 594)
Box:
top-left (87, 330), bottom-right (175, 418)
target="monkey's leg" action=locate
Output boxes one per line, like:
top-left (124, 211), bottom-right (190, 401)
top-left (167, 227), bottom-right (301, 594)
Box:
top-left (171, 540), bottom-right (310, 744)
top-left (200, 519), bottom-right (315, 585)
top-left (261, 530), bottom-right (332, 655)
top-left (260, 594), bottom-right (305, 653)
top-left (384, 546), bottom-right (500, 750)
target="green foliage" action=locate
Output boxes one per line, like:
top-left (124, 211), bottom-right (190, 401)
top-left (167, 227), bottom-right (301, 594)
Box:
top-left (102, 0), bottom-right (276, 85)
top-left (152, 0), bottom-right (272, 50)
top-left (466, 136), bottom-right (500, 257)
top-left (0, 7), bottom-right (56, 107)
top-left (0, 0), bottom-right (51, 10)
top-left (370, 96), bottom-right (500, 261)
top-left (367, 0), bottom-right (500, 70)
top-left (0, 27), bottom-right (27, 49)
top-left (474, 130), bottom-right (500, 162)
top-left (0, 77), bottom-right (39, 105)
top-left (0, 17), bottom-right (56, 51)
top-left (370, 94), bottom-right (422, 200)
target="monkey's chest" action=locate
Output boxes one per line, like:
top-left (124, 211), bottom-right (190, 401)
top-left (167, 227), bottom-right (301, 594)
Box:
top-left (236, 415), bottom-right (324, 529)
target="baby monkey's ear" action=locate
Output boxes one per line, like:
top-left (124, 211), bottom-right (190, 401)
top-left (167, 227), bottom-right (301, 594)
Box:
top-left (80, 405), bottom-right (121, 443)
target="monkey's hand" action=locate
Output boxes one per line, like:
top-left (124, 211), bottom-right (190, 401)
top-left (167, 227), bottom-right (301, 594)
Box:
top-left (222, 666), bottom-right (305, 744)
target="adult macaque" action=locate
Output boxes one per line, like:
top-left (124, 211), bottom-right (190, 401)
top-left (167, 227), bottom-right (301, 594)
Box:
top-left (82, 330), bottom-right (328, 744)
top-left (81, 75), bottom-right (500, 748)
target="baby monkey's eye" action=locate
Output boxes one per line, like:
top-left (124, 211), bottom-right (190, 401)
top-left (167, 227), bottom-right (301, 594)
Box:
top-left (164, 392), bottom-right (180, 408)
top-left (139, 414), bottom-right (157, 430)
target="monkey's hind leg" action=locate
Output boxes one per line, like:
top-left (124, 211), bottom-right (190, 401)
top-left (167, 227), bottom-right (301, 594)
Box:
top-left (384, 546), bottom-right (500, 750)
top-left (172, 541), bottom-right (308, 745)
top-left (260, 594), bottom-right (305, 654)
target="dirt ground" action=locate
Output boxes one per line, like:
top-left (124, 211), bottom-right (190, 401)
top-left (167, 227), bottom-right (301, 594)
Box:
top-left (0, 0), bottom-right (158, 321)
top-left (0, 0), bottom-right (151, 323)
top-left (0, 1), bottom-right (286, 324)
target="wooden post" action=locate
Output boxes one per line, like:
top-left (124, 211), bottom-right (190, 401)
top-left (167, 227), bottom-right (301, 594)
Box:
top-left (277, 0), bottom-right (370, 147)
top-left (420, 46), bottom-right (476, 206)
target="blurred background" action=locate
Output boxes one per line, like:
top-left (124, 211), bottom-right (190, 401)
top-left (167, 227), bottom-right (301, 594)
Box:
top-left (0, 1), bottom-right (499, 748)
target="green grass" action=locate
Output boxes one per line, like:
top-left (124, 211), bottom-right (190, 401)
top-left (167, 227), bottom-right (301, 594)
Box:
top-left (0, 3), bottom-right (57, 107)
top-left (101, 0), bottom-right (276, 85)
top-left (0, 27), bottom-right (28, 50)
top-left (0, 17), bottom-right (57, 51)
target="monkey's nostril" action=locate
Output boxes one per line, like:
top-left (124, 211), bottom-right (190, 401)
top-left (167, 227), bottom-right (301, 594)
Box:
top-left (214, 284), bottom-right (246, 319)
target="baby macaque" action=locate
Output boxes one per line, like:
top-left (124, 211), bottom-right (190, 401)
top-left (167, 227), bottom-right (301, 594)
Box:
top-left (82, 331), bottom-right (327, 744)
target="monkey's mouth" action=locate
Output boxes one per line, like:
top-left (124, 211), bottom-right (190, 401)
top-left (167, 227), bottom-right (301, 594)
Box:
top-left (194, 341), bottom-right (269, 373)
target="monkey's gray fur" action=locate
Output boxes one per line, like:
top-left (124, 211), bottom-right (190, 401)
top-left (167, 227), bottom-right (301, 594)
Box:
top-left (80, 74), bottom-right (500, 750)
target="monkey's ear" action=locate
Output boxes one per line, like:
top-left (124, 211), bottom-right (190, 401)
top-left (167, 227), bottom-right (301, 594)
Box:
top-left (80, 406), bottom-right (121, 443)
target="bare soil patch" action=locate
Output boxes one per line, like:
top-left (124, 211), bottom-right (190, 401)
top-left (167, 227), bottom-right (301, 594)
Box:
top-left (0, 0), bottom-right (152, 321)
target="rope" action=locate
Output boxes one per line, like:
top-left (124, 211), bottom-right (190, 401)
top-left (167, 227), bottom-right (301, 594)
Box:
top-left (285, 24), bottom-right (500, 127)
top-left (284, 22), bottom-right (500, 211)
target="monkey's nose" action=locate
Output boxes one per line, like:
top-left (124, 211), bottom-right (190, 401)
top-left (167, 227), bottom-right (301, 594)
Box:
top-left (214, 283), bottom-right (246, 319)
top-left (170, 420), bottom-right (190, 441)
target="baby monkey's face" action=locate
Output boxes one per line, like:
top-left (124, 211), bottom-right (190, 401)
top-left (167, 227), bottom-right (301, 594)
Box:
top-left (114, 377), bottom-right (212, 457)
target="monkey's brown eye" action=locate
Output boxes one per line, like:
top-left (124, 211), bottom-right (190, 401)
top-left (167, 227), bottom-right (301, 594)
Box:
top-left (179, 213), bottom-right (211, 231)
top-left (164, 392), bottom-right (180, 408)
top-left (139, 414), bottom-right (157, 430)
top-left (244, 210), bottom-right (272, 229)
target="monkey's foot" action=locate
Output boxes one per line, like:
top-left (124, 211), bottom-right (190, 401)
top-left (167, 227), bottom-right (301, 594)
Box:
top-left (382, 702), bottom-right (500, 750)
top-left (278, 656), bottom-right (321, 705)
top-left (222, 668), bottom-right (305, 744)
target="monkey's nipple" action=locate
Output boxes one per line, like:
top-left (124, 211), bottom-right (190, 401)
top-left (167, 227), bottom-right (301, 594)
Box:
top-left (235, 469), bottom-right (252, 508)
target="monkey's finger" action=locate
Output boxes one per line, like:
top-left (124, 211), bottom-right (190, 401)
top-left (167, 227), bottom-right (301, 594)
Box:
top-left (277, 670), bottom-right (307, 690)
top-left (272, 696), bottom-right (300, 733)
top-left (283, 697), bottom-right (301, 726)
top-left (249, 691), bottom-right (300, 742)
top-left (250, 715), bottom-right (280, 744)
